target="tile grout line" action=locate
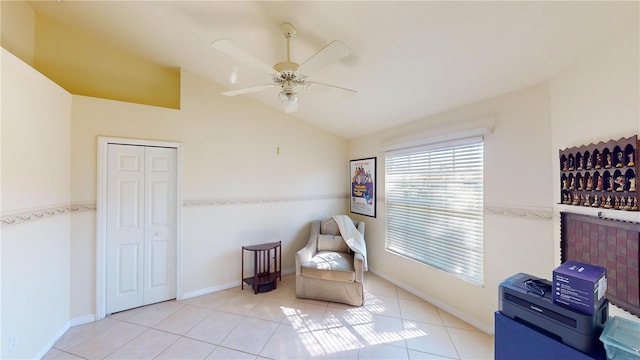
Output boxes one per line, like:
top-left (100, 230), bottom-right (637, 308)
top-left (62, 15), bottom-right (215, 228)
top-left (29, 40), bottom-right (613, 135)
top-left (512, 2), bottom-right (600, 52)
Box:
top-left (96, 319), bottom-right (148, 360)
top-left (255, 320), bottom-right (280, 359)
top-left (54, 317), bottom-right (122, 357)
top-left (151, 330), bottom-right (214, 360)
top-left (211, 304), bottom-right (255, 354)
top-left (121, 304), bottom-right (209, 359)
top-left (442, 324), bottom-right (463, 360)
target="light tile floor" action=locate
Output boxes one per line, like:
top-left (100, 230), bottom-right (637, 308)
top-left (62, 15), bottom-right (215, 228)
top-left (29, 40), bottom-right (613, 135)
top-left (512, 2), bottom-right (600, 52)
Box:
top-left (44, 273), bottom-right (494, 360)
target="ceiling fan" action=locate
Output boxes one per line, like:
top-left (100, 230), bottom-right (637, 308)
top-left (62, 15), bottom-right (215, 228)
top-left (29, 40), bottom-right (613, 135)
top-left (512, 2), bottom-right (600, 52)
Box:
top-left (212, 23), bottom-right (357, 113)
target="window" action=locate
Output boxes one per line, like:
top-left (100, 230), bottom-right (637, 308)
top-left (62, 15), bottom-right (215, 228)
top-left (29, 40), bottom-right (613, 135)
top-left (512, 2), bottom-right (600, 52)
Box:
top-left (385, 137), bottom-right (484, 286)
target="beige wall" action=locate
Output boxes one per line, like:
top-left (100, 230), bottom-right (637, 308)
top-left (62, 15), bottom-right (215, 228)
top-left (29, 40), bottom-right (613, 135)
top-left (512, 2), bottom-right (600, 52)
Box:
top-left (349, 82), bottom-right (554, 333)
top-left (1, 1), bottom-right (638, 356)
top-left (1, 49), bottom-right (72, 359)
top-left (69, 69), bottom-right (349, 318)
top-left (348, 8), bottom-right (640, 332)
top-left (550, 12), bottom-right (640, 320)
top-left (1, 42), bottom-right (348, 356)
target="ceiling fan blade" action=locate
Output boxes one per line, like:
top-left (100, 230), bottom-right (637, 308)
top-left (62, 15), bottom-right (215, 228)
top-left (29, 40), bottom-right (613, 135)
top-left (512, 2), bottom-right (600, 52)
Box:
top-left (221, 84), bottom-right (277, 96)
top-left (284, 102), bottom-right (299, 113)
top-left (212, 39), bottom-right (276, 75)
top-left (305, 81), bottom-right (357, 94)
top-left (298, 40), bottom-right (351, 74)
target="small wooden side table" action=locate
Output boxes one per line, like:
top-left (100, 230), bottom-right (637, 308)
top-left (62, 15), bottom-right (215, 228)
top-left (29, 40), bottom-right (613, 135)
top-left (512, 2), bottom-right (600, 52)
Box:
top-left (241, 241), bottom-right (282, 294)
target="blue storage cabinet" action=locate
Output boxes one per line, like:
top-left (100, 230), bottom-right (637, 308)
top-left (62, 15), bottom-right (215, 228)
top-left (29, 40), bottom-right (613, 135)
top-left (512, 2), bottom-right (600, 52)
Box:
top-left (495, 311), bottom-right (606, 360)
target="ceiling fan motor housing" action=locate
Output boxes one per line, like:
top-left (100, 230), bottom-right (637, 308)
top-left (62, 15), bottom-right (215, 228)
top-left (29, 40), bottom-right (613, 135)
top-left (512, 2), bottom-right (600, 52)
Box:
top-left (273, 61), bottom-right (305, 90)
top-left (273, 61), bottom-right (299, 75)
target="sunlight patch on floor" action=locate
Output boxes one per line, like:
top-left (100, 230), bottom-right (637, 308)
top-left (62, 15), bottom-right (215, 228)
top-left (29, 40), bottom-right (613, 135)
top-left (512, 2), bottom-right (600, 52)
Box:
top-left (281, 297), bottom-right (429, 357)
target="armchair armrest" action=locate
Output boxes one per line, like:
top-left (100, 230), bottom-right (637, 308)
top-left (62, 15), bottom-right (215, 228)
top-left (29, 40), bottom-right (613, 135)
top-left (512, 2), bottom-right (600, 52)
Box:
top-left (296, 220), bottom-right (320, 275)
top-left (354, 253), bottom-right (364, 283)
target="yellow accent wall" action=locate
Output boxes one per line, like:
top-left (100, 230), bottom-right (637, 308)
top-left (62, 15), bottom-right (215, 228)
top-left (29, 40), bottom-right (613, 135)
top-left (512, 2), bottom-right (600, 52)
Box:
top-left (34, 13), bottom-right (180, 109)
top-left (0, 0), bottom-right (36, 66)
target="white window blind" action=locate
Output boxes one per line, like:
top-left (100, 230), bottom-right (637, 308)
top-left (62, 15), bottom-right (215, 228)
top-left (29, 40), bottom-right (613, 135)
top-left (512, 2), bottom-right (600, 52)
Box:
top-left (385, 137), bottom-right (484, 286)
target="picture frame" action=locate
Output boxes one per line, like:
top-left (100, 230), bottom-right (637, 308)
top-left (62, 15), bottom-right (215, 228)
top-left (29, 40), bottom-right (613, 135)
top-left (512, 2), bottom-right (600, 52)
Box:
top-left (350, 157), bottom-right (376, 217)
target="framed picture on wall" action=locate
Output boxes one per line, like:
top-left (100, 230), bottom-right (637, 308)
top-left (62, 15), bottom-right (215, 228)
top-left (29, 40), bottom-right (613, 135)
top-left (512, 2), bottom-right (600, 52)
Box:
top-left (350, 157), bottom-right (376, 217)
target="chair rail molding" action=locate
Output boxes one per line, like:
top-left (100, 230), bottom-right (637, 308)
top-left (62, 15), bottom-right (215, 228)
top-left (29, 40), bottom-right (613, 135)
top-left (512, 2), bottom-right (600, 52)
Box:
top-left (183, 193), bottom-right (348, 207)
top-left (484, 204), bottom-right (553, 221)
top-left (0, 194), bottom-right (348, 228)
top-left (0, 202), bottom-right (96, 228)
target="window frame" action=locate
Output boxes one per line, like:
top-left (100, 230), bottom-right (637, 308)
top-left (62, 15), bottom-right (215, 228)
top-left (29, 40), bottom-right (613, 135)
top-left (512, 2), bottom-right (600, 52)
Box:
top-left (384, 135), bottom-right (485, 286)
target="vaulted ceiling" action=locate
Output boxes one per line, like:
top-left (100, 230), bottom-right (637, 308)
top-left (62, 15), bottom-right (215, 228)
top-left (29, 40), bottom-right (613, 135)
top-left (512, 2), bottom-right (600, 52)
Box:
top-left (28, 1), bottom-right (637, 139)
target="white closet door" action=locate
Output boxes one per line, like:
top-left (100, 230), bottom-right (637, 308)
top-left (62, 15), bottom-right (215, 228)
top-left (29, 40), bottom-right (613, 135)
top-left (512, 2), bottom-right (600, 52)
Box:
top-left (106, 144), bottom-right (177, 314)
top-left (143, 146), bottom-right (177, 304)
top-left (106, 144), bottom-right (146, 313)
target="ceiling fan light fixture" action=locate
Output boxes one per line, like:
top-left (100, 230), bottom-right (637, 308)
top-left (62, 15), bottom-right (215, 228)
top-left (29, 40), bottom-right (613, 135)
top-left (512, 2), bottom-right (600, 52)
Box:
top-left (279, 90), bottom-right (297, 106)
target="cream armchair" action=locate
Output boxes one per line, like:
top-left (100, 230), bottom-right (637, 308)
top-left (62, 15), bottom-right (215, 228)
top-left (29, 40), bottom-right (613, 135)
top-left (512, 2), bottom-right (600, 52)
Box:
top-left (295, 216), bottom-right (366, 306)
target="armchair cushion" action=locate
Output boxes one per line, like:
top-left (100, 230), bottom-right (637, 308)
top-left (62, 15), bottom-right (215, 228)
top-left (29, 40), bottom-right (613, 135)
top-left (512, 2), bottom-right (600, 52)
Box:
top-left (320, 218), bottom-right (341, 236)
top-left (317, 234), bottom-right (349, 253)
top-left (300, 251), bottom-right (355, 282)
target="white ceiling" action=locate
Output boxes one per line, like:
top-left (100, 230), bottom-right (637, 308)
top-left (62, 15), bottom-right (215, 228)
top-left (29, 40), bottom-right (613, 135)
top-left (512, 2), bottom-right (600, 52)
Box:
top-left (28, 1), bottom-right (636, 139)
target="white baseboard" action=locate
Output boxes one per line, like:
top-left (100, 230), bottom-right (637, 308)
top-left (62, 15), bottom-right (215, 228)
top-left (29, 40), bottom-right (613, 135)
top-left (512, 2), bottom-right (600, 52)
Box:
top-left (368, 266), bottom-right (494, 335)
top-left (70, 314), bottom-right (96, 327)
top-left (34, 320), bottom-right (70, 359)
top-left (180, 267), bottom-right (295, 300)
top-left (182, 281), bottom-right (241, 300)
top-left (35, 314), bottom-right (97, 358)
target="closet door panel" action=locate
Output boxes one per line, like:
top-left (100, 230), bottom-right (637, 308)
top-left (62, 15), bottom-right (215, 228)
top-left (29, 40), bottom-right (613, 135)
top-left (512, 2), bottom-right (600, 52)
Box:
top-left (106, 144), bottom-right (145, 313)
top-left (143, 146), bottom-right (177, 304)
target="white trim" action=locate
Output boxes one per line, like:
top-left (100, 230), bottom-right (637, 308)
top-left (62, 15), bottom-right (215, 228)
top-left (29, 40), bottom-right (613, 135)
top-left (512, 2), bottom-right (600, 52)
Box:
top-left (368, 266), bottom-right (494, 335)
top-left (181, 281), bottom-right (242, 300)
top-left (555, 203), bottom-right (640, 222)
top-left (36, 315), bottom-right (95, 358)
top-left (69, 314), bottom-right (96, 327)
top-left (34, 321), bottom-right (70, 360)
top-left (181, 267), bottom-right (295, 300)
top-left (96, 136), bottom-right (184, 319)
top-left (381, 127), bottom-right (491, 154)
top-left (176, 146), bottom-right (184, 301)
